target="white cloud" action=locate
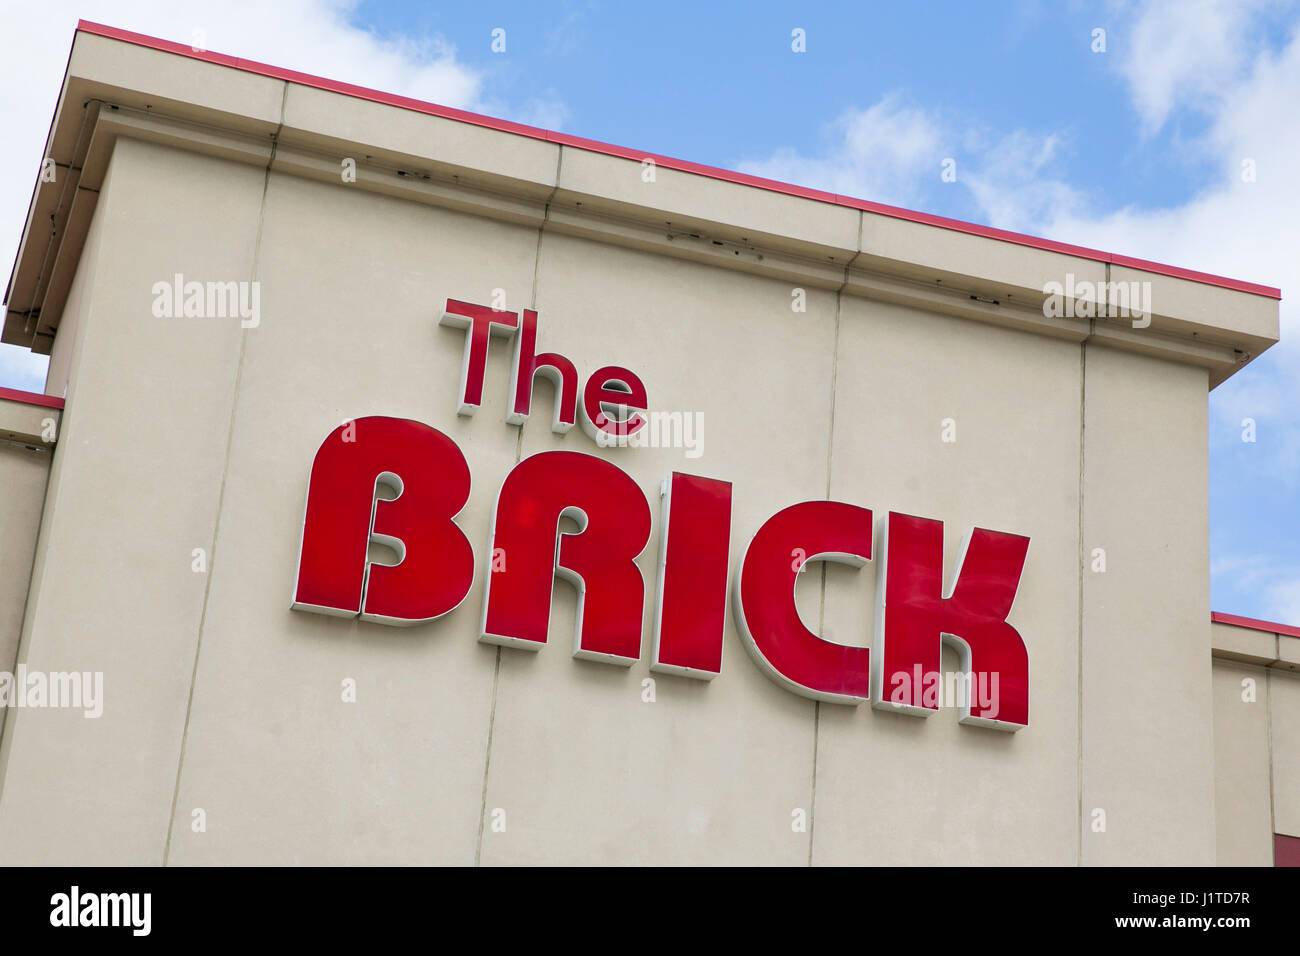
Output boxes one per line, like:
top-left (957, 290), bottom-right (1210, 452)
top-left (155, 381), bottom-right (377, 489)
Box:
top-left (1213, 555), bottom-right (1300, 624)
top-left (1037, 7), bottom-right (1300, 455)
top-left (735, 90), bottom-right (1091, 236)
top-left (736, 95), bottom-right (948, 208)
top-left (1266, 574), bottom-right (1300, 624)
top-left (1109, 0), bottom-right (1279, 135)
top-left (0, 343), bottom-right (47, 393)
top-left (0, 1), bottom-right (562, 392)
top-left (960, 131), bottom-right (1088, 234)
top-left (732, 2), bottom-right (1294, 316)
top-left (504, 95), bottom-right (571, 132)
top-left (1011, 2), bottom-right (1300, 611)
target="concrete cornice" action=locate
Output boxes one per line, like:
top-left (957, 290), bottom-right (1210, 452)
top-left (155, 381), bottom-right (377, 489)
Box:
top-left (2, 25), bottom-right (1282, 387)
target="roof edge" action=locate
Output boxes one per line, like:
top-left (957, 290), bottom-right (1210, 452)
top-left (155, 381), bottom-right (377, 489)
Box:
top-left (74, 19), bottom-right (1282, 302)
top-left (0, 386), bottom-right (64, 410)
top-left (1211, 610), bottom-right (1300, 641)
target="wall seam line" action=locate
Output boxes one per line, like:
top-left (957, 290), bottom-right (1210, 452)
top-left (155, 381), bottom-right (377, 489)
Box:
top-left (1076, 324), bottom-right (1088, 867)
top-left (1266, 663), bottom-right (1276, 859)
top-left (808, 244), bottom-right (850, 867)
top-left (473, 649), bottom-right (503, 866)
top-left (474, 142), bottom-right (563, 866)
top-left (161, 79), bottom-right (287, 866)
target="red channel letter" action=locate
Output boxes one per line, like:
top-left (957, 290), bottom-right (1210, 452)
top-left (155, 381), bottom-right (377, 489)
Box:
top-left (580, 366), bottom-right (648, 446)
top-left (872, 512), bottom-right (1030, 731)
top-left (507, 308), bottom-right (579, 432)
top-left (734, 501), bottom-right (874, 703)
top-left (292, 416), bottom-right (474, 625)
top-left (651, 473), bottom-right (733, 679)
top-left (439, 298), bottom-right (519, 415)
top-left (482, 451), bottom-right (652, 663)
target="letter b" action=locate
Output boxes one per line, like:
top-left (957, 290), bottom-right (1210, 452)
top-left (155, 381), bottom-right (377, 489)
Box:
top-left (292, 416), bottom-right (474, 625)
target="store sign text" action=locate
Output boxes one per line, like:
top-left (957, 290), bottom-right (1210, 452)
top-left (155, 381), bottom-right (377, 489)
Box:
top-left (291, 300), bottom-right (1032, 731)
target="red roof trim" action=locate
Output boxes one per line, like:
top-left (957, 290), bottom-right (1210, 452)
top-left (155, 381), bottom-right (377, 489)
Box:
top-left (74, 20), bottom-right (1282, 301)
top-left (1276, 833), bottom-right (1300, 867)
top-left (0, 386), bottom-right (63, 410)
top-left (1211, 611), bottom-right (1300, 640)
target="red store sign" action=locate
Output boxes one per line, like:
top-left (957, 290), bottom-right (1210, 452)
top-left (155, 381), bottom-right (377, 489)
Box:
top-left (291, 300), bottom-right (1032, 732)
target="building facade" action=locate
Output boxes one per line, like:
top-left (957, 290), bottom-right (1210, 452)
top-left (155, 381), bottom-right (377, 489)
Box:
top-left (0, 21), bottom-right (1294, 866)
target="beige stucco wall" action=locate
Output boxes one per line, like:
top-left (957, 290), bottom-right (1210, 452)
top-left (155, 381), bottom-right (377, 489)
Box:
top-left (0, 438), bottom-right (53, 742)
top-left (815, 297), bottom-right (1081, 864)
top-left (1269, 665), bottom-right (1300, 841)
top-left (1207, 622), bottom-right (1300, 866)
top-left (1211, 658), bottom-right (1274, 865)
top-left (1080, 349), bottom-right (1216, 864)
top-left (0, 137), bottom-right (267, 864)
top-left (0, 119), bottom-right (1265, 865)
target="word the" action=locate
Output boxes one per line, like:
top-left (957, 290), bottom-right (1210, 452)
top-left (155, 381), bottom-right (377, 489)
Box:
top-left (440, 299), bottom-right (647, 446)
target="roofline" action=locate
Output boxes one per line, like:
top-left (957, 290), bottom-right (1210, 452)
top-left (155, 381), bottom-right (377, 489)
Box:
top-left (0, 386), bottom-right (64, 410)
top-left (75, 19), bottom-right (1282, 302)
top-left (1211, 610), bottom-right (1300, 640)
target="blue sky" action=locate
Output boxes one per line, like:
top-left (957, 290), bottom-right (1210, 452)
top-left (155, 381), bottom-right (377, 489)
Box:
top-left (2, 0), bottom-right (1298, 620)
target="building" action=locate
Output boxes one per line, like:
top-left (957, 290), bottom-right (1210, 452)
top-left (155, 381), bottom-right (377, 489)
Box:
top-left (0, 20), bottom-right (1294, 866)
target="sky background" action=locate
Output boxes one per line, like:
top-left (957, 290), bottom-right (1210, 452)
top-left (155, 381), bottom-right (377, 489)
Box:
top-left (1, 0), bottom-right (1297, 621)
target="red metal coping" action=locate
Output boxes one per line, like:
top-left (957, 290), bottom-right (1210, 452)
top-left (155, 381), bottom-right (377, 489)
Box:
top-left (75, 20), bottom-right (1282, 301)
top-left (1211, 611), bottom-right (1300, 641)
top-left (1277, 833), bottom-right (1300, 867)
top-left (0, 386), bottom-right (63, 410)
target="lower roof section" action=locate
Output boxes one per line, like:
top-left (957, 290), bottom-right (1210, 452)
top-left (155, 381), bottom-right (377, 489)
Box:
top-left (0, 387), bottom-right (62, 447)
top-left (1211, 612), bottom-right (1300, 670)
